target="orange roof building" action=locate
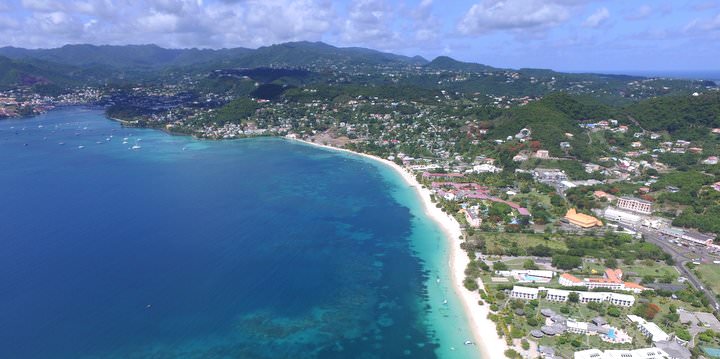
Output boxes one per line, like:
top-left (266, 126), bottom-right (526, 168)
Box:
top-left (559, 273), bottom-right (582, 286)
top-left (558, 267), bottom-right (649, 293)
top-left (565, 208), bottom-right (603, 228)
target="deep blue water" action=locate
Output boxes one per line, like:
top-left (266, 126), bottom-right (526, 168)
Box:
top-left (0, 108), bottom-right (477, 358)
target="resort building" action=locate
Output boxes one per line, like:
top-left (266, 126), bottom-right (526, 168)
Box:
top-left (421, 172), bottom-right (464, 179)
top-left (565, 208), bottom-right (603, 228)
top-left (627, 315), bottom-right (670, 343)
top-left (510, 286), bottom-right (539, 300)
top-left (574, 348), bottom-right (671, 359)
top-left (559, 269), bottom-right (649, 294)
top-left (616, 197), bottom-right (653, 215)
top-left (559, 273), bottom-right (583, 286)
top-left (544, 288), bottom-right (635, 307)
top-left (566, 318), bottom-right (589, 334)
top-left (461, 208), bottom-right (482, 227)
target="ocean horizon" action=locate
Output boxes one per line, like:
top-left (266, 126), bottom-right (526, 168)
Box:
top-left (0, 107), bottom-right (479, 359)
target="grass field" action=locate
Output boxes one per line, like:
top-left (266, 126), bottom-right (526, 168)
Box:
top-left (695, 264), bottom-right (720, 294)
top-left (484, 233), bottom-right (567, 255)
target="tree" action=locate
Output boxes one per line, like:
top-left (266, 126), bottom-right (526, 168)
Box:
top-left (528, 245), bottom-right (553, 257)
top-left (676, 327), bottom-right (691, 341)
top-left (605, 258), bottom-right (618, 269)
top-left (634, 303), bottom-right (660, 320)
top-left (552, 254), bottom-right (582, 270)
top-left (493, 261), bottom-right (508, 271)
top-left (505, 349), bottom-right (521, 359)
top-left (523, 259), bottom-right (539, 270)
top-left (607, 306), bottom-right (621, 317)
top-left (464, 277), bottom-right (479, 291)
top-left (510, 326), bottom-right (524, 338)
top-left (568, 292), bottom-right (580, 303)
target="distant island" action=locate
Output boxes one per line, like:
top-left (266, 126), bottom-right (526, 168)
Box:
top-left (2, 41), bottom-right (720, 359)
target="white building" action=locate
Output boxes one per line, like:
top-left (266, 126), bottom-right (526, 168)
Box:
top-left (510, 286), bottom-right (539, 300)
top-left (566, 318), bottom-right (589, 334)
top-left (461, 208), bottom-right (482, 227)
top-left (617, 197), bottom-right (653, 215)
top-left (575, 348), bottom-right (671, 359)
top-left (473, 164), bottom-right (501, 173)
top-left (544, 288), bottom-right (634, 307)
top-left (604, 207), bottom-right (642, 224)
top-left (627, 315), bottom-right (670, 342)
top-left (546, 288), bottom-right (571, 302)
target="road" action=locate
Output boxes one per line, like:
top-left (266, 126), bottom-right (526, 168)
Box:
top-left (636, 227), bottom-right (720, 312)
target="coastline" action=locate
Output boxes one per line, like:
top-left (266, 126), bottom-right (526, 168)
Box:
top-left (289, 138), bottom-right (508, 359)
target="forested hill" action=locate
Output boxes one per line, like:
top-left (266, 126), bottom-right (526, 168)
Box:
top-left (0, 55), bottom-right (87, 92)
top-left (0, 41), bottom-right (716, 102)
top-left (0, 41), bottom-right (425, 70)
top-left (625, 92), bottom-right (720, 134)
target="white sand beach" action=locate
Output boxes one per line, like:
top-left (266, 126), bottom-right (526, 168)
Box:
top-left (292, 138), bottom-right (508, 359)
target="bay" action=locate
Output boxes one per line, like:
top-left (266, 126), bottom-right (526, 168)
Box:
top-left (0, 107), bottom-right (478, 359)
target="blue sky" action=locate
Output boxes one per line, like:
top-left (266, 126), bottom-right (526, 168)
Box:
top-left (0, 0), bottom-right (719, 72)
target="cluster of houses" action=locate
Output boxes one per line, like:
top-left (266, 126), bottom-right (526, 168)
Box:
top-left (535, 311), bottom-right (691, 359)
top-left (426, 178), bottom-right (531, 227)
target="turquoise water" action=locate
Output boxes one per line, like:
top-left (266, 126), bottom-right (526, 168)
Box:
top-left (0, 108), bottom-right (478, 358)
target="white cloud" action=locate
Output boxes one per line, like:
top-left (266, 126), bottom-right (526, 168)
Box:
top-left (625, 5), bottom-right (652, 20)
top-left (341, 0), bottom-right (400, 47)
top-left (583, 7), bottom-right (609, 28)
top-left (21, 0), bottom-right (65, 12)
top-left (457, 0), bottom-right (570, 35)
top-left (5, 0), bottom-right (339, 49)
top-left (685, 12), bottom-right (720, 33)
top-left (410, 0), bottom-right (441, 43)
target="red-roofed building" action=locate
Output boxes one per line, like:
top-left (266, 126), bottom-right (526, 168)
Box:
top-left (559, 273), bottom-right (582, 286)
top-left (558, 268), bottom-right (649, 293)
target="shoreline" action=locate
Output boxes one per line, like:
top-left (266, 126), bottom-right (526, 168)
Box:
top-left (289, 138), bottom-right (508, 359)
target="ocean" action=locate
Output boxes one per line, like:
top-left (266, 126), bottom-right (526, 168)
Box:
top-left (0, 108), bottom-right (478, 359)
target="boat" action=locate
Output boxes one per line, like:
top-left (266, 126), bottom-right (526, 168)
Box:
top-left (464, 340), bottom-right (474, 345)
top-left (131, 145), bottom-right (142, 150)
top-left (78, 145), bottom-right (85, 149)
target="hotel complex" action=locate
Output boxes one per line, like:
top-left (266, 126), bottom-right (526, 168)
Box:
top-left (559, 269), bottom-right (648, 293)
top-left (511, 286), bottom-right (635, 307)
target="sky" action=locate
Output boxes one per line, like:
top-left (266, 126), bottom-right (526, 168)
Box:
top-left (0, 0), bottom-right (719, 72)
